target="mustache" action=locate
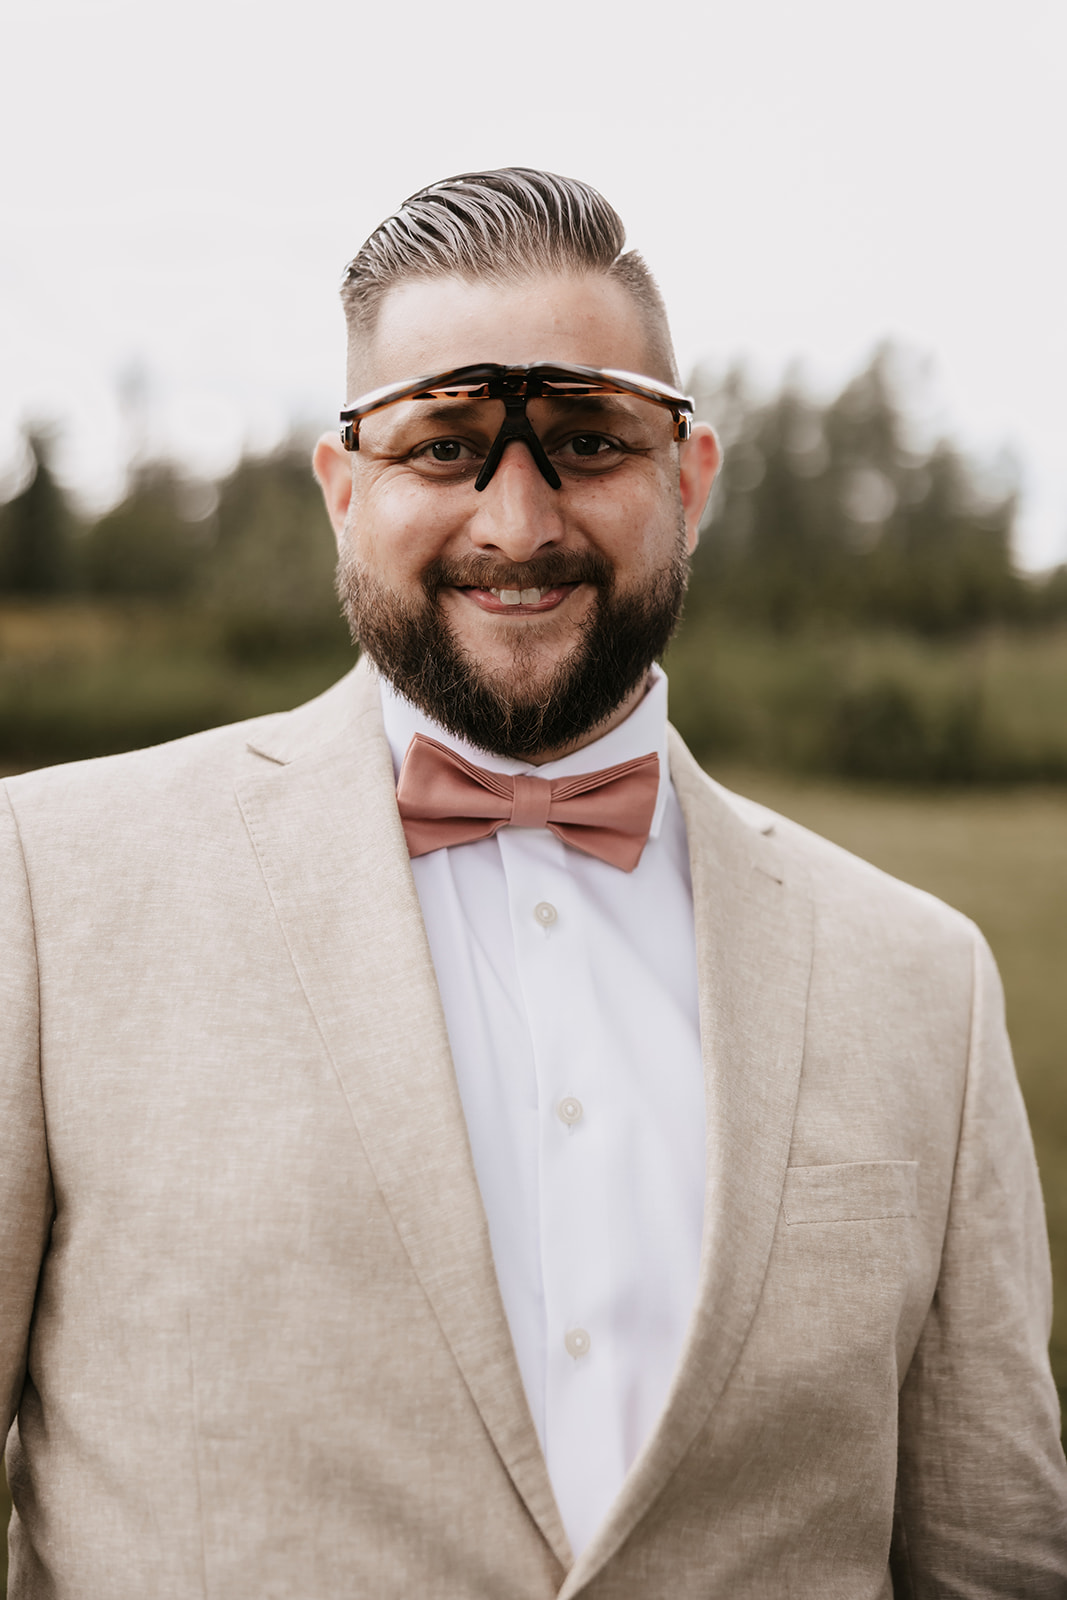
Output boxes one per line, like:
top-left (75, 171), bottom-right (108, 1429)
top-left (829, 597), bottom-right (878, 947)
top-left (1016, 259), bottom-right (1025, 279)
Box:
top-left (422, 550), bottom-right (613, 597)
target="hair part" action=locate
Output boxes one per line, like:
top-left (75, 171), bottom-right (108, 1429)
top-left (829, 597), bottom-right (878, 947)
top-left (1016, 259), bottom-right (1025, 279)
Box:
top-left (341, 167), bottom-right (680, 394)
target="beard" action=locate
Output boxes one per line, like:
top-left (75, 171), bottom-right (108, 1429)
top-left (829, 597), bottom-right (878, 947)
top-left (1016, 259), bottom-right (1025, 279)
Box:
top-left (335, 533), bottom-right (690, 760)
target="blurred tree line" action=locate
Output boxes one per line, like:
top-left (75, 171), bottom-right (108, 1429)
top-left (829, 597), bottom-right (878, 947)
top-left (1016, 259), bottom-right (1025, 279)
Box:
top-left (4, 346), bottom-right (1067, 780)
top-left (0, 431), bottom-right (347, 657)
top-left (687, 344), bottom-right (1064, 632)
top-left (4, 346), bottom-right (1065, 636)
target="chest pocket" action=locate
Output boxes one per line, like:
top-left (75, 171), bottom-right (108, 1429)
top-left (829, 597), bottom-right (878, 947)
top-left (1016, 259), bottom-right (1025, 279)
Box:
top-left (782, 1160), bottom-right (918, 1224)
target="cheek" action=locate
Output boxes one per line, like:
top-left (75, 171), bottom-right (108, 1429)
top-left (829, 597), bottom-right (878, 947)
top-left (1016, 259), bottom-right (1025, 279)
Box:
top-left (345, 479), bottom-right (466, 578)
top-left (569, 471), bottom-right (679, 569)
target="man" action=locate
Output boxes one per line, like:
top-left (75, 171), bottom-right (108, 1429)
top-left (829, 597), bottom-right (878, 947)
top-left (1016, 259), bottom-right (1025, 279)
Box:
top-left (1, 168), bottom-right (1064, 1598)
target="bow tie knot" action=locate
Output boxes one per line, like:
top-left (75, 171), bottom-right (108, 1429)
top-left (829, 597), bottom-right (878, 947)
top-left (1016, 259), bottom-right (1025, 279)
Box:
top-left (396, 733), bottom-right (660, 872)
top-left (509, 773), bottom-right (553, 830)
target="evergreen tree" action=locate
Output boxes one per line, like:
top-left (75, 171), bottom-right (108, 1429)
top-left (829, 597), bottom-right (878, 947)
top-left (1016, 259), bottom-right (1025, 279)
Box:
top-left (204, 443), bottom-right (348, 657)
top-left (81, 462), bottom-right (212, 597)
top-left (0, 431), bottom-right (76, 594)
top-left (689, 346), bottom-right (1024, 633)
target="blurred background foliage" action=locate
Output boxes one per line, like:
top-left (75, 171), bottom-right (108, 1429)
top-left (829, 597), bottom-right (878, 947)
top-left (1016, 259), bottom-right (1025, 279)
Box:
top-left (3, 343), bottom-right (1067, 776)
top-left (0, 431), bottom-right (351, 765)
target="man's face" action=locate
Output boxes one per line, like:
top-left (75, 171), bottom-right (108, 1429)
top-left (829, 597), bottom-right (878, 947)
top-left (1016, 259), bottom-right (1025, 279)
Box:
top-left (316, 273), bottom-right (719, 760)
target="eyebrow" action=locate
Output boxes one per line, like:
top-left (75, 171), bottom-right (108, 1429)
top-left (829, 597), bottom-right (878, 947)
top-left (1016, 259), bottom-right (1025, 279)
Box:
top-left (533, 395), bottom-right (642, 421)
top-left (377, 398), bottom-right (493, 431)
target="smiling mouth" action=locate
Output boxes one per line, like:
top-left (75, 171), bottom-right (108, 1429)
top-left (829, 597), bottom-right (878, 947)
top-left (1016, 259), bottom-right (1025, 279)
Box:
top-left (459, 583), bottom-right (579, 615)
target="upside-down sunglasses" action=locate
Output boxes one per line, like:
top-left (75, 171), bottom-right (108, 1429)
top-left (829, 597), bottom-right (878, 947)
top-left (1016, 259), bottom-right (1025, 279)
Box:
top-left (339, 362), bottom-right (695, 493)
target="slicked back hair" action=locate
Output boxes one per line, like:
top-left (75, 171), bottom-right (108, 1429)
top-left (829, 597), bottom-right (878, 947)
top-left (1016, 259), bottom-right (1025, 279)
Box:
top-left (341, 168), bottom-right (681, 395)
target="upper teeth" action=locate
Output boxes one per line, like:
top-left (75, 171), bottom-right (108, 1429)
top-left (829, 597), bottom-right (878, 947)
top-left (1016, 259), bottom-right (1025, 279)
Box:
top-left (491, 587), bottom-right (548, 606)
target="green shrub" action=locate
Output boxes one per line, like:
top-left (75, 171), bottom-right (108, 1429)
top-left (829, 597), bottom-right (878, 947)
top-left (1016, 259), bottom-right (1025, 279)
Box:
top-left (666, 618), bottom-right (1067, 785)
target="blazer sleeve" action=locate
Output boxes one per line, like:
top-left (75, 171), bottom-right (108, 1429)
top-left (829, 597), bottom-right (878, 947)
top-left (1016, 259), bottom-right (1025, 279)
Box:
top-left (892, 926), bottom-right (1067, 1597)
top-left (0, 783), bottom-right (54, 1439)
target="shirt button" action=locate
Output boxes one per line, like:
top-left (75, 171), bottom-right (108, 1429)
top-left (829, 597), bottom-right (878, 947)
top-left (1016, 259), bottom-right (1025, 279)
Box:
top-left (564, 1328), bottom-right (591, 1360)
top-left (557, 1096), bottom-right (583, 1126)
top-left (534, 901), bottom-right (558, 927)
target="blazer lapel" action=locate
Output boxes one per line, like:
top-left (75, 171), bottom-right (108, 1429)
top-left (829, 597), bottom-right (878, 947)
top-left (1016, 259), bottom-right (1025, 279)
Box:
top-left (560, 732), bottom-right (813, 1595)
top-left (234, 661), bottom-right (571, 1570)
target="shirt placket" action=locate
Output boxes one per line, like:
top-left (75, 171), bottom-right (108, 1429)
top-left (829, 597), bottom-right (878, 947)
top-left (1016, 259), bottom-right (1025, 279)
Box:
top-left (497, 826), bottom-right (628, 1551)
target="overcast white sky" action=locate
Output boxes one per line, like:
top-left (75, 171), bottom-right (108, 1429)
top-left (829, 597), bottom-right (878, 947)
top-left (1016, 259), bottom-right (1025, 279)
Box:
top-left (1, 0), bottom-right (1065, 566)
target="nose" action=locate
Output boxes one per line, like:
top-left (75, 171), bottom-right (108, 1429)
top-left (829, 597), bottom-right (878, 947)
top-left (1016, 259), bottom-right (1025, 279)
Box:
top-left (467, 437), bottom-right (566, 561)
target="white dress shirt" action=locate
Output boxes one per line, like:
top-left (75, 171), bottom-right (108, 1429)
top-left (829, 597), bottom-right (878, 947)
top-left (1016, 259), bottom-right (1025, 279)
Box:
top-left (380, 667), bottom-right (706, 1558)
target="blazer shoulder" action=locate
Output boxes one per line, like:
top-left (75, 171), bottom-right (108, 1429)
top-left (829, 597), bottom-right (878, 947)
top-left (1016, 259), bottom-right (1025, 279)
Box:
top-left (670, 732), bottom-right (976, 954)
top-left (2, 663), bottom-right (369, 833)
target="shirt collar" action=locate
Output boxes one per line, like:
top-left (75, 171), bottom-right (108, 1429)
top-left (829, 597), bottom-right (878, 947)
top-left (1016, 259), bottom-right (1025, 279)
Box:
top-left (379, 664), bottom-right (672, 841)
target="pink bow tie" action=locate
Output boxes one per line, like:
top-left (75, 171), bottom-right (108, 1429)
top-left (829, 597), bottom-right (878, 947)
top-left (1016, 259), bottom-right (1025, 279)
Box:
top-left (396, 734), bottom-right (660, 872)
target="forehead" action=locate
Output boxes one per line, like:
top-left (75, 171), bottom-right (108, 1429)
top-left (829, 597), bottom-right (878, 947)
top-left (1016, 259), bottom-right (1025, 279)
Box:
top-left (359, 273), bottom-right (656, 394)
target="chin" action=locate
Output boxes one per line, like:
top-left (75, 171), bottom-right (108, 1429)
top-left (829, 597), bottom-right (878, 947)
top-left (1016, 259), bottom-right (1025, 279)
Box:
top-left (467, 642), bottom-right (578, 692)
top-left (336, 537), bottom-right (688, 760)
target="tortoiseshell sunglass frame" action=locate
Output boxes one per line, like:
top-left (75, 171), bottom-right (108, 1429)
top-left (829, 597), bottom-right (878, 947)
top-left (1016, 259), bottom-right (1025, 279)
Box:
top-left (338, 362), bottom-right (695, 494)
top-left (339, 362), bottom-right (695, 450)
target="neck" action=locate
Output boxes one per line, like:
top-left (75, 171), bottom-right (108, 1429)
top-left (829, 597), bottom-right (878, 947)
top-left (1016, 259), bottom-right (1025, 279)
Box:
top-left (515, 679), bottom-right (648, 767)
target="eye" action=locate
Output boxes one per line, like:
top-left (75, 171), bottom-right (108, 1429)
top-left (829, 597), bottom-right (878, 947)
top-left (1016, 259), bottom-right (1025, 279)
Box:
top-left (553, 431), bottom-right (629, 470)
top-left (569, 433), bottom-right (613, 457)
top-left (408, 437), bottom-right (481, 474)
top-left (424, 439), bottom-right (471, 462)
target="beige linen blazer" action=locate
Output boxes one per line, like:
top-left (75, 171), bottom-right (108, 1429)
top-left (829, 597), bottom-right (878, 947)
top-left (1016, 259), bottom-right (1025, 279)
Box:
top-left (1, 658), bottom-right (1065, 1599)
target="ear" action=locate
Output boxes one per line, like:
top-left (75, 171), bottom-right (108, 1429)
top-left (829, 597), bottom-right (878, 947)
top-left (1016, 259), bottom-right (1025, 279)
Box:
top-left (312, 432), bottom-right (354, 546)
top-left (678, 422), bottom-right (721, 554)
